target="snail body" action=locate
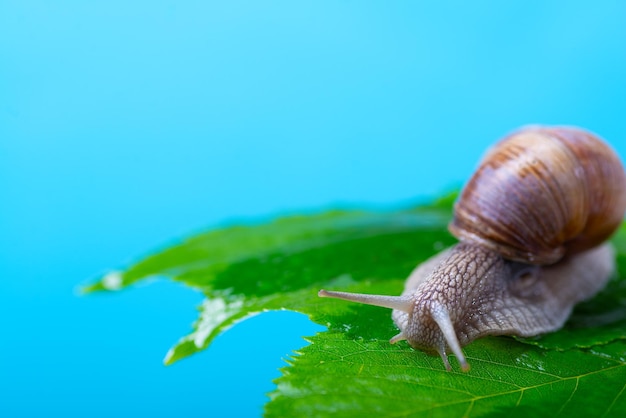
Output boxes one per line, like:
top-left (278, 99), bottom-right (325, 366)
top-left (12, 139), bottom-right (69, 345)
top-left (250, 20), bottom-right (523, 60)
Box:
top-left (319, 126), bottom-right (626, 371)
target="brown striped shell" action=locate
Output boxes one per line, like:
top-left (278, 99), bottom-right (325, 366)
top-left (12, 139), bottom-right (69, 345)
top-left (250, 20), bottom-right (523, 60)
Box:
top-left (449, 126), bottom-right (626, 265)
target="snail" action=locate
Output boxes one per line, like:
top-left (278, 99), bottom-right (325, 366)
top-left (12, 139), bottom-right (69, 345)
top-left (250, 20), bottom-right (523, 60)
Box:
top-left (319, 126), bottom-right (626, 371)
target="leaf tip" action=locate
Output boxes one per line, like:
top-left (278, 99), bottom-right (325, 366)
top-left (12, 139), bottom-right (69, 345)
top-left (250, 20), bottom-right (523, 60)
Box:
top-left (76, 282), bottom-right (106, 295)
top-left (100, 271), bottom-right (125, 290)
top-left (163, 349), bottom-right (175, 366)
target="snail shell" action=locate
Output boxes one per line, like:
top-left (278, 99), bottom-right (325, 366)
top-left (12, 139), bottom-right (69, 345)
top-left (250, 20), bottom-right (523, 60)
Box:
top-left (450, 126), bottom-right (626, 265)
top-left (319, 126), bottom-right (626, 371)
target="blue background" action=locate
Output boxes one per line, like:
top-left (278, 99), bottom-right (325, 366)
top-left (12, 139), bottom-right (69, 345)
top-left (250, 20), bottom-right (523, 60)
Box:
top-left (1, 1), bottom-right (625, 417)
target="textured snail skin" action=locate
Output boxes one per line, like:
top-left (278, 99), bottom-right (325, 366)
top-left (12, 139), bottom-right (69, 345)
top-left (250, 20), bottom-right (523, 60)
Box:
top-left (390, 242), bottom-right (614, 370)
top-left (319, 126), bottom-right (626, 371)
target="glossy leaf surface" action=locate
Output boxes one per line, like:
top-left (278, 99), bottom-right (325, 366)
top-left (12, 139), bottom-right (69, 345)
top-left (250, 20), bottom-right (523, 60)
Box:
top-left (86, 198), bottom-right (626, 416)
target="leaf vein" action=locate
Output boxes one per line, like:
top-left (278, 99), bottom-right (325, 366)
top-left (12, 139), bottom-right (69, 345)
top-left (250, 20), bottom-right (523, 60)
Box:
top-left (603, 382), bottom-right (626, 418)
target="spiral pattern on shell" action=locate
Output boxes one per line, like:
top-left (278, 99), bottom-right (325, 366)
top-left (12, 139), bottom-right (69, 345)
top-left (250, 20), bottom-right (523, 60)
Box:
top-left (449, 126), bottom-right (626, 265)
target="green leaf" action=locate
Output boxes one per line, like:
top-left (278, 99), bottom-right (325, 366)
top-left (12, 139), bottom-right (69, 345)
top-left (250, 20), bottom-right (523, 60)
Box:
top-left (86, 199), bottom-right (626, 416)
top-left (268, 337), bottom-right (626, 417)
